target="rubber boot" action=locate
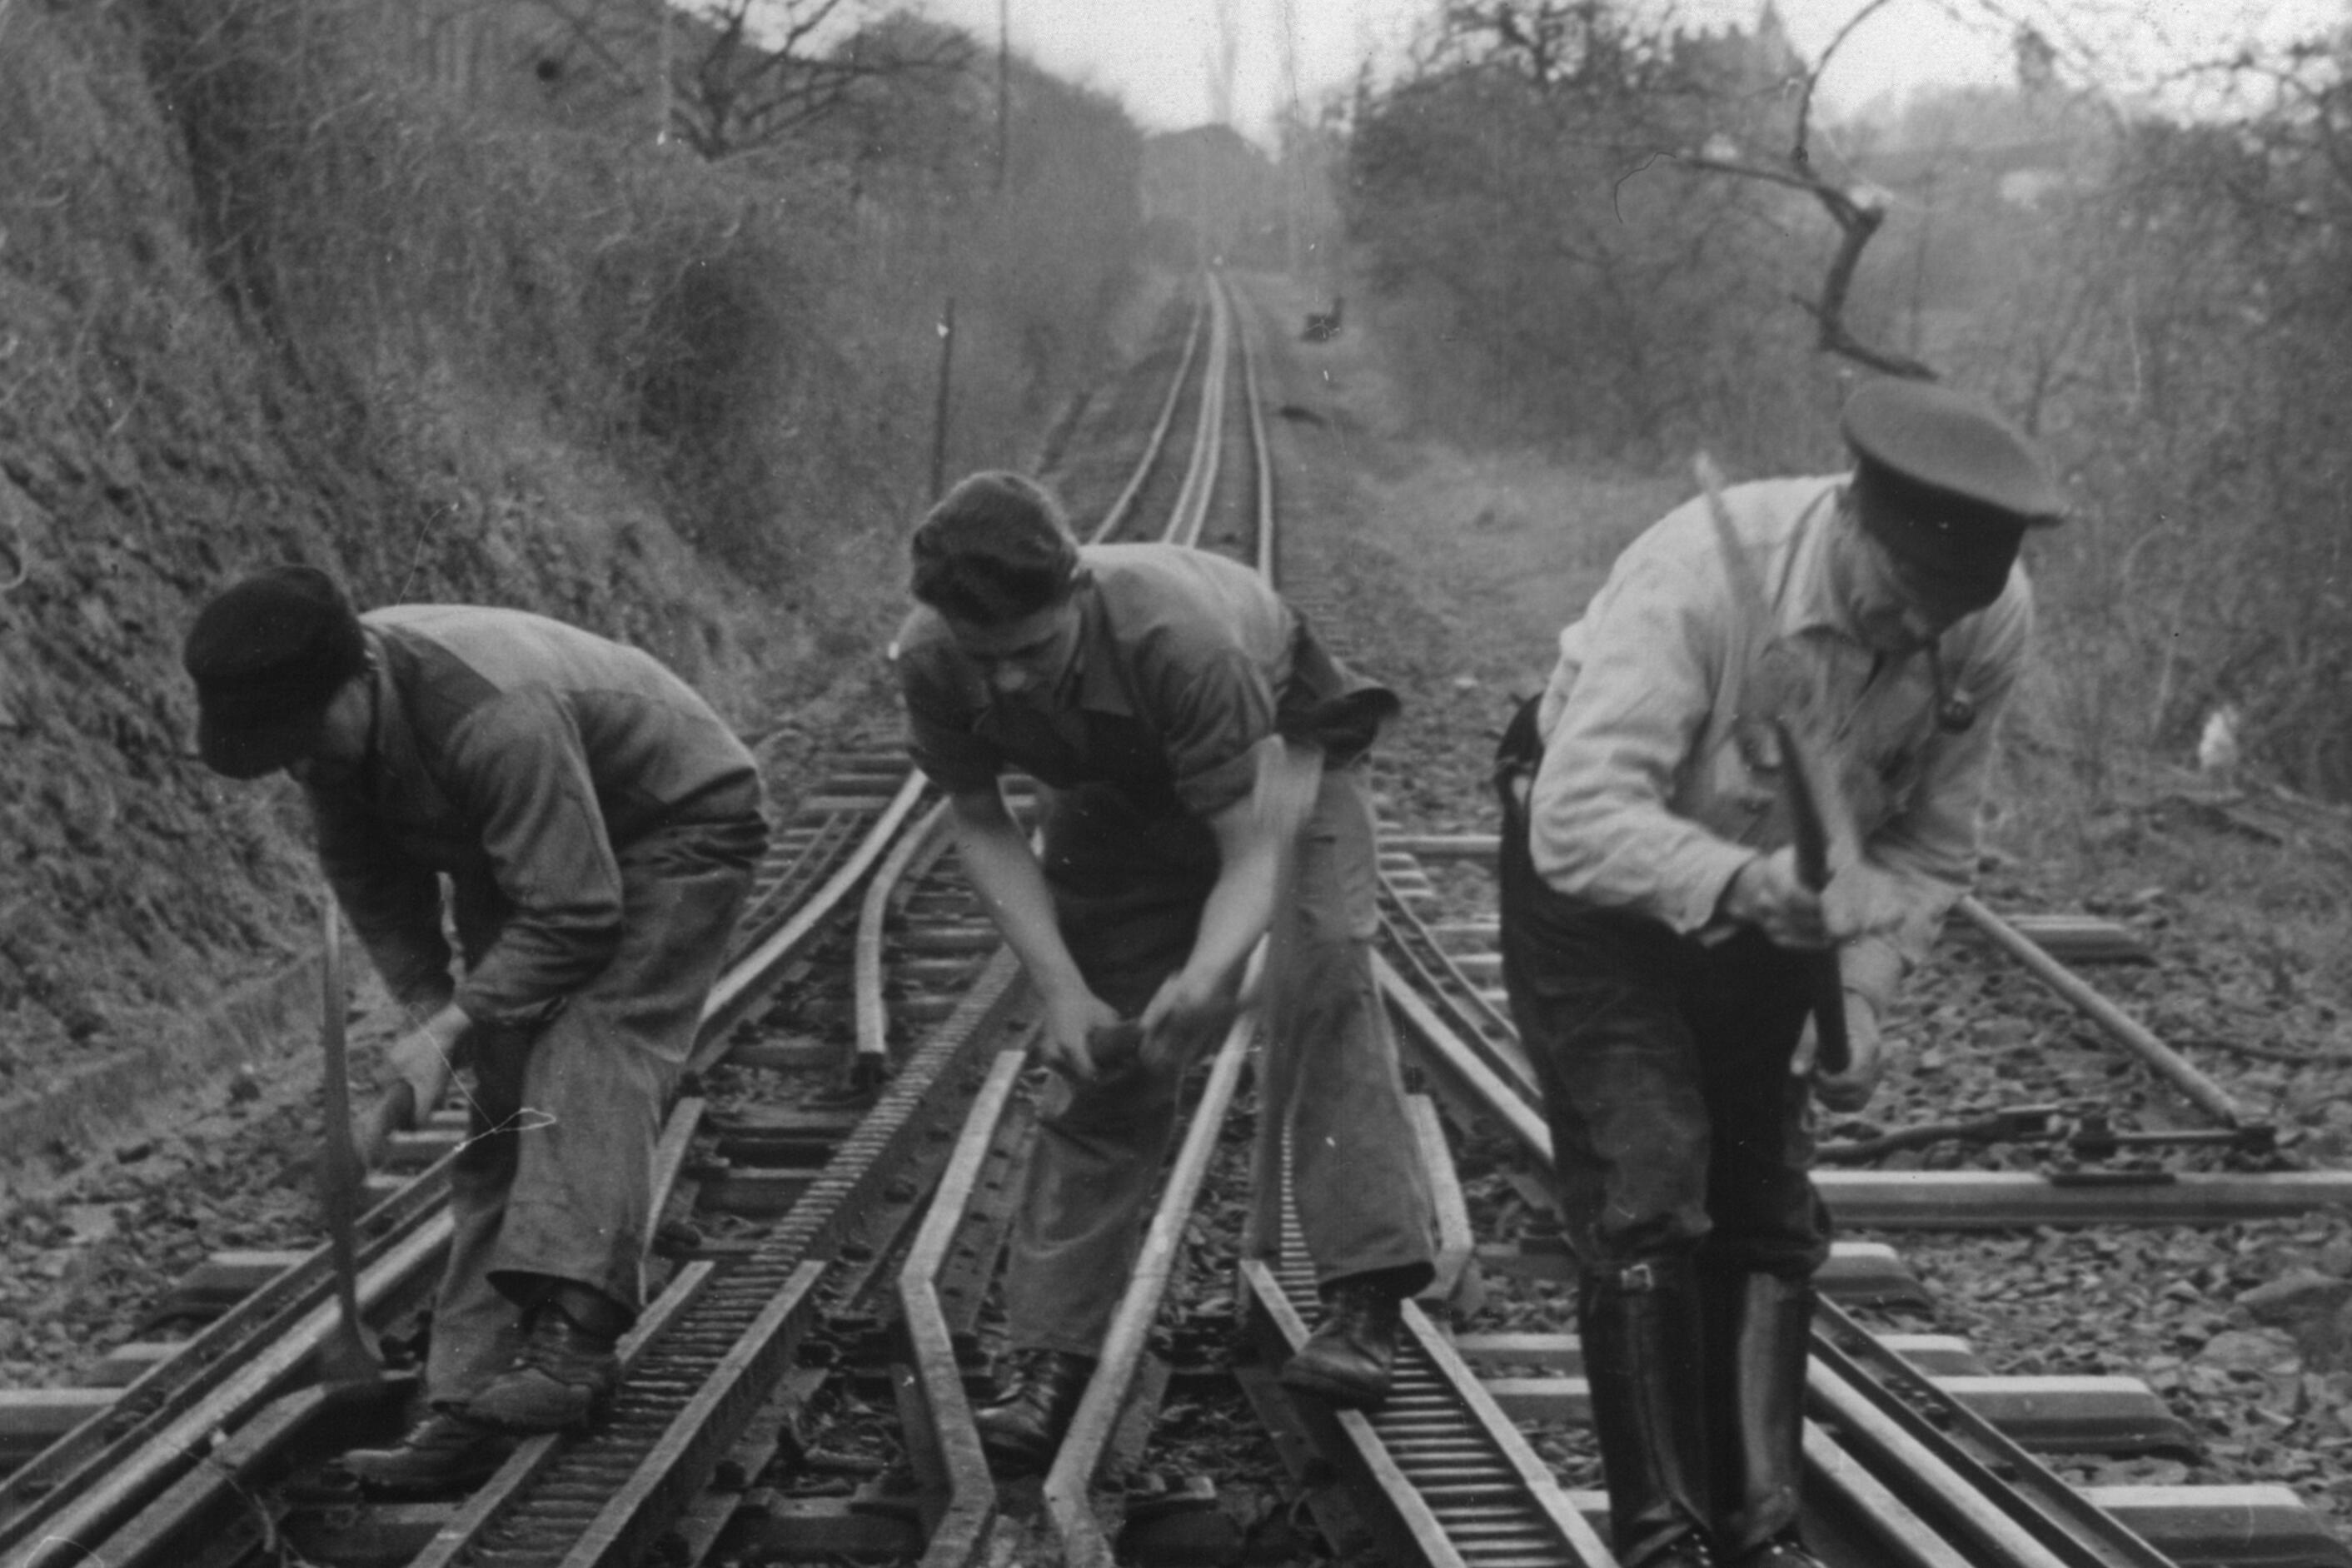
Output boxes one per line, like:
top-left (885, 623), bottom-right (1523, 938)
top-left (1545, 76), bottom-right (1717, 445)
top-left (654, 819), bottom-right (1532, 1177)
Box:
top-left (1580, 1258), bottom-right (1717, 1568)
top-left (1705, 1270), bottom-right (1826, 1568)
top-left (1279, 1277), bottom-right (1405, 1410)
top-left (974, 1349), bottom-right (1096, 1474)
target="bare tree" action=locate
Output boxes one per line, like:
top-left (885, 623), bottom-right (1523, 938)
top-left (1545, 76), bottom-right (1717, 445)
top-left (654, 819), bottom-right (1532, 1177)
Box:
top-left (520, 0), bottom-right (973, 157)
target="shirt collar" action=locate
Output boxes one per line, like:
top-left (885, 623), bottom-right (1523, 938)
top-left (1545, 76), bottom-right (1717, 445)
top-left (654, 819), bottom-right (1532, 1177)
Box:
top-left (1781, 482), bottom-right (1866, 644)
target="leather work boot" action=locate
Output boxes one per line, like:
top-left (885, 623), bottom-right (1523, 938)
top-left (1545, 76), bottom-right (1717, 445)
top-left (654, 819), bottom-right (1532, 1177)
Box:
top-left (1703, 1269), bottom-right (1821, 1567)
top-left (466, 1299), bottom-right (621, 1434)
top-left (341, 1407), bottom-right (516, 1494)
top-left (1278, 1277), bottom-right (1403, 1410)
top-left (974, 1349), bottom-right (1096, 1473)
top-left (1582, 1257), bottom-right (1717, 1568)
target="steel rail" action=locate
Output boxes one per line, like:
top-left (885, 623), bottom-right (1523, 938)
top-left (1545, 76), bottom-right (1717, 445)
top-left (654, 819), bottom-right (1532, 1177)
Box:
top-left (2, 273), bottom-right (1241, 1568)
top-left (0, 1158), bottom-right (451, 1552)
top-left (1165, 275), bottom-right (1232, 550)
top-left (1372, 869), bottom-right (2187, 1568)
top-left (1808, 1312), bottom-right (2176, 1568)
top-left (848, 287), bottom-right (1219, 1088)
top-left (1025, 267), bottom-right (1258, 1562)
top-left (516, 274), bottom-right (1241, 1568)
top-left (700, 769), bottom-right (929, 1049)
top-left (900, 1049), bottom-right (1028, 1568)
top-left (1232, 271), bottom-right (1280, 583)
top-left (1377, 877), bottom-right (1542, 1108)
top-left (12, 1215), bottom-right (453, 1568)
top-left (853, 800), bottom-right (953, 1083)
top-left (4, 762), bottom-right (945, 1568)
top-left (1044, 995), bottom-right (1260, 1567)
top-left (1094, 288), bottom-right (1208, 540)
top-left (1953, 894), bottom-right (2250, 1128)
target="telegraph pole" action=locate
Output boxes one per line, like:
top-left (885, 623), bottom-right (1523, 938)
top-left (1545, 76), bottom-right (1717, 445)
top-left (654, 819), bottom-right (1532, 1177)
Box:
top-left (653, 0), bottom-right (672, 144)
top-left (994, 0), bottom-right (1010, 192)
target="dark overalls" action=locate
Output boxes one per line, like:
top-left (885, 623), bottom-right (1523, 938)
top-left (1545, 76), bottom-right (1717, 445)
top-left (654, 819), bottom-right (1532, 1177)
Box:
top-left (1493, 694), bottom-right (1826, 1564)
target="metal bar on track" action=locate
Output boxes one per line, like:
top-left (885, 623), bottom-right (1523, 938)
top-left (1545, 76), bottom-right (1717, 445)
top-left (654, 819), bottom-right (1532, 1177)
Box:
top-left (1094, 288), bottom-right (1208, 542)
top-left (333, 1262), bottom-right (721, 1568)
top-left (1954, 895), bottom-right (2248, 1127)
top-left (899, 1048), bottom-right (1027, 1568)
top-left (559, 1260), bottom-right (831, 1568)
top-left (16, 1217), bottom-right (451, 1568)
top-left (1044, 998), bottom-right (1260, 1568)
top-left (700, 771), bottom-right (931, 1047)
top-left (857, 799), bottom-right (954, 1079)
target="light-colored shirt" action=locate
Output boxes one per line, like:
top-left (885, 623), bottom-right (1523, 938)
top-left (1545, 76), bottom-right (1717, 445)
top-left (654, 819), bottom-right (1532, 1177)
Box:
top-left (1528, 475), bottom-right (2031, 1003)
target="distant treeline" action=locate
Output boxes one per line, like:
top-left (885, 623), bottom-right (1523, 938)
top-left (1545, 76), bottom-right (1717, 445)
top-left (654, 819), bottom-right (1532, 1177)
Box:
top-left (1338, 0), bottom-right (2352, 803)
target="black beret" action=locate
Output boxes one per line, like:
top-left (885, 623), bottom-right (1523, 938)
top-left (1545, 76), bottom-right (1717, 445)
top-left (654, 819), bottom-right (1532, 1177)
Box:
top-left (1842, 381), bottom-right (2064, 609)
top-left (182, 565), bottom-right (366, 778)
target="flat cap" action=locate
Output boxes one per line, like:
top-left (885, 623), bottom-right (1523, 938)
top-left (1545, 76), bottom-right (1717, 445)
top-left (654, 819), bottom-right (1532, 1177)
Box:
top-left (182, 564), bottom-right (366, 778)
top-left (1841, 380), bottom-right (2065, 523)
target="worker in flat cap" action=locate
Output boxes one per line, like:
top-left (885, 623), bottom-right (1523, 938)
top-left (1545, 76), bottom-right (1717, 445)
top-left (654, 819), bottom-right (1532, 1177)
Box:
top-left (182, 567), bottom-right (768, 1491)
top-left (1492, 381), bottom-right (2064, 1568)
top-left (891, 471), bottom-right (1438, 1473)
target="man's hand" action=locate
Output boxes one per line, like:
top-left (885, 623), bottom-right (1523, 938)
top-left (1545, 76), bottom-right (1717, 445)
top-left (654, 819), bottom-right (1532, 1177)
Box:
top-left (1793, 992), bottom-right (1885, 1112)
top-left (356, 1003), bottom-right (468, 1169)
top-left (1139, 967), bottom-right (1240, 1073)
top-left (1035, 986), bottom-right (1125, 1083)
top-left (387, 1004), bottom-right (468, 1108)
top-left (1721, 849), bottom-right (1829, 949)
top-left (1820, 859), bottom-right (1910, 944)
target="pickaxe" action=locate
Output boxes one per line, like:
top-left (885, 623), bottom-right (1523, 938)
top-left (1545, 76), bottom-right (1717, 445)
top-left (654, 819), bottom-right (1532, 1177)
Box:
top-left (1692, 452), bottom-right (1853, 1076)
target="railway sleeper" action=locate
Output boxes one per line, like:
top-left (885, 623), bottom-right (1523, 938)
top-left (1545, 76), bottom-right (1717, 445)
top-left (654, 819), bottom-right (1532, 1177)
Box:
top-left (1450, 1330), bottom-right (1991, 1379)
top-left (1472, 1237), bottom-right (1936, 1310)
top-left (1480, 1371), bottom-right (2197, 1457)
top-left (1554, 1485), bottom-right (2352, 1568)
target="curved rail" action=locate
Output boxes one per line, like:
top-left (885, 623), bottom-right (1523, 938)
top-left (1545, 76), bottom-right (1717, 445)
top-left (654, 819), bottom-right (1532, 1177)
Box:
top-left (1367, 859), bottom-right (2284, 1568)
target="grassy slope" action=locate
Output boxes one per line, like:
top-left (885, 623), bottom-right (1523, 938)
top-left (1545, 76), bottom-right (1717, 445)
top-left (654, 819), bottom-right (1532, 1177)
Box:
top-left (0, 1), bottom-right (1137, 1168)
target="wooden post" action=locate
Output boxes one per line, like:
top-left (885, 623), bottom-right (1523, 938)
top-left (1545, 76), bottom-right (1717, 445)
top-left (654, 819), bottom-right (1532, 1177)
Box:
top-left (928, 297), bottom-right (957, 501)
top-left (653, 0), bottom-right (672, 144)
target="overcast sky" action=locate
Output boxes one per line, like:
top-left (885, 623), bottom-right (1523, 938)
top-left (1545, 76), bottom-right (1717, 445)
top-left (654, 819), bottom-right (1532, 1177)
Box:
top-left (913, 0), bottom-right (2348, 140)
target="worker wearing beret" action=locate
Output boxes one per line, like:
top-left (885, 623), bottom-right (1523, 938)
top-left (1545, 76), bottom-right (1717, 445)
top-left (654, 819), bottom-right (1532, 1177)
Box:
top-left (1494, 381), bottom-right (2065, 1568)
top-left (182, 568), bottom-right (768, 1492)
top-left (892, 472), bottom-right (1438, 1472)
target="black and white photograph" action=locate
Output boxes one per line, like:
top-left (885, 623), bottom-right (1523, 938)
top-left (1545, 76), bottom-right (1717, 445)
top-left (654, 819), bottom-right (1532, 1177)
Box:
top-left (2, 1), bottom-right (2350, 1565)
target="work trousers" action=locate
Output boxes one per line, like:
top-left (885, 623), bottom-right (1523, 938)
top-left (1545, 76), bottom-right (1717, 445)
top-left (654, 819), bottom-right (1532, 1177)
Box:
top-left (1497, 784), bottom-right (1829, 1282)
top-left (424, 814), bottom-right (765, 1406)
top-left (1004, 759), bottom-right (1438, 1356)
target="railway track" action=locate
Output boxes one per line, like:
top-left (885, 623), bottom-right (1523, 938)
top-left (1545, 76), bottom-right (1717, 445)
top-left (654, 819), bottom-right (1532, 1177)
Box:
top-left (6, 270), bottom-right (2350, 1568)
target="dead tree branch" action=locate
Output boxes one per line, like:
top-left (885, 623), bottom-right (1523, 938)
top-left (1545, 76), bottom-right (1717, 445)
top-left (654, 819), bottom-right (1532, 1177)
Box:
top-left (1677, 0), bottom-right (1937, 380)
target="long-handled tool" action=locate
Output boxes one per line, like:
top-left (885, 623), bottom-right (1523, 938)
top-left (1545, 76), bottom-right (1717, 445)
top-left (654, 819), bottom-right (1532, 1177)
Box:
top-left (1694, 451), bottom-right (1855, 1076)
top-left (1771, 716), bottom-right (1850, 1076)
top-left (315, 901), bottom-right (383, 1386)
